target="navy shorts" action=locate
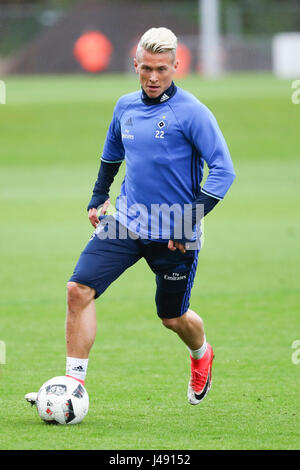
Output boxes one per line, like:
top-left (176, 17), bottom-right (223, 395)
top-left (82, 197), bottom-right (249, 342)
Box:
top-left (69, 220), bottom-right (199, 318)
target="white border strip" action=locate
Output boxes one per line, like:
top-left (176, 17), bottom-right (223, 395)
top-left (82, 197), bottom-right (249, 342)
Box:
top-left (201, 188), bottom-right (223, 201)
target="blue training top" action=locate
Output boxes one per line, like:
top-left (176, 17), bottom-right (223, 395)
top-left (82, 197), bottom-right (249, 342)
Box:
top-left (101, 84), bottom-right (235, 240)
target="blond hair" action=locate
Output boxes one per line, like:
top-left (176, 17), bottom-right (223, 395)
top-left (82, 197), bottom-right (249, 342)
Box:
top-left (136, 27), bottom-right (178, 62)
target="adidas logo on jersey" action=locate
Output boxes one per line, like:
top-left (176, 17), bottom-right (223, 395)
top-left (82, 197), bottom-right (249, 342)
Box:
top-left (125, 117), bottom-right (133, 126)
top-left (160, 93), bottom-right (169, 102)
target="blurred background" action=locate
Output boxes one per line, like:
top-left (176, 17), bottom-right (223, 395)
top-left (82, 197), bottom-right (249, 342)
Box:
top-left (0, 0), bottom-right (300, 78)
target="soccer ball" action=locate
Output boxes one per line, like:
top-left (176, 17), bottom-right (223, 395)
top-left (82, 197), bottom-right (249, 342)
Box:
top-left (36, 376), bottom-right (89, 425)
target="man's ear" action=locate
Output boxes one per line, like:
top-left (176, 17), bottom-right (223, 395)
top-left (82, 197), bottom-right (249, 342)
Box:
top-left (173, 59), bottom-right (179, 73)
top-left (133, 58), bottom-right (139, 74)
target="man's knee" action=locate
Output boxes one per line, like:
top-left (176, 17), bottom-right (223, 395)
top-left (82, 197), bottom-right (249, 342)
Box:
top-left (161, 309), bottom-right (203, 332)
top-left (161, 316), bottom-right (182, 332)
top-left (67, 282), bottom-right (95, 310)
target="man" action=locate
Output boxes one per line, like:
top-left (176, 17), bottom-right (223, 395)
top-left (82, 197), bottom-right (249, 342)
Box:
top-left (26, 27), bottom-right (235, 407)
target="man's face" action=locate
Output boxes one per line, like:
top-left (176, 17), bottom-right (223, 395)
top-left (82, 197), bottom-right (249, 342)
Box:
top-left (134, 49), bottom-right (178, 98)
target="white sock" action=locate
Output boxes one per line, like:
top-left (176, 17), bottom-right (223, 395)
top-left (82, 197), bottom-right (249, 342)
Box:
top-left (66, 357), bottom-right (88, 382)
top-left (188, 337), bottom-right (207, 360)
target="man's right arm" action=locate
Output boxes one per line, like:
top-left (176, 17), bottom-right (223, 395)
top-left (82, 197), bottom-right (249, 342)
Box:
top-left (87, 159), bottom-right (122, 211)
top-left (87, 98), bottom-right (126, 227)
top-left (87, 160), bottom-right (122, 228)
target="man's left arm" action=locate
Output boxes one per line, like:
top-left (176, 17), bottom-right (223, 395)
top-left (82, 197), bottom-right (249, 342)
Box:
top-left (190, 102), bottom-right (236, 206)
top-left (172, 102), bottom-right (236, 250)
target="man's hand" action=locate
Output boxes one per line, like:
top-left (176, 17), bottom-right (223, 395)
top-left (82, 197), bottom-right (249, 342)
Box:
top-left (88, 199), bottom-right (110, 228)
top-left (168, 239), bottom-right (186, 254)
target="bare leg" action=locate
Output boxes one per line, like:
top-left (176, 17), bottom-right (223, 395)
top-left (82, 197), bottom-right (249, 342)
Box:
top-left (161, 309), bottom-right (205, 350)
top-left (162, 309), bottom-right (214, 405)
top-left (66, 282), bottom-right (97, 358)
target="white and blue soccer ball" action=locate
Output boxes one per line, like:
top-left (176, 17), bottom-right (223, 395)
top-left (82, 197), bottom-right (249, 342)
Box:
top-left (36, 376), bottom-right (89, 425)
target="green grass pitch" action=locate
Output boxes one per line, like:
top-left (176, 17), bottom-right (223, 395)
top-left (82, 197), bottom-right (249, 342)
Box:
top-left (0, 73), bottom-right (299, 450)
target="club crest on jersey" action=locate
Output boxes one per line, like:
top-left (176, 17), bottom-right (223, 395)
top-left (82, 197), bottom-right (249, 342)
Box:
top-left (154, 117), bottom-right (167, 139)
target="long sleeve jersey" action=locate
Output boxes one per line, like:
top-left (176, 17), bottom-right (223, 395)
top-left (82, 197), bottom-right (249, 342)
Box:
top-left (90, 83), bottom-right (236, 241)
